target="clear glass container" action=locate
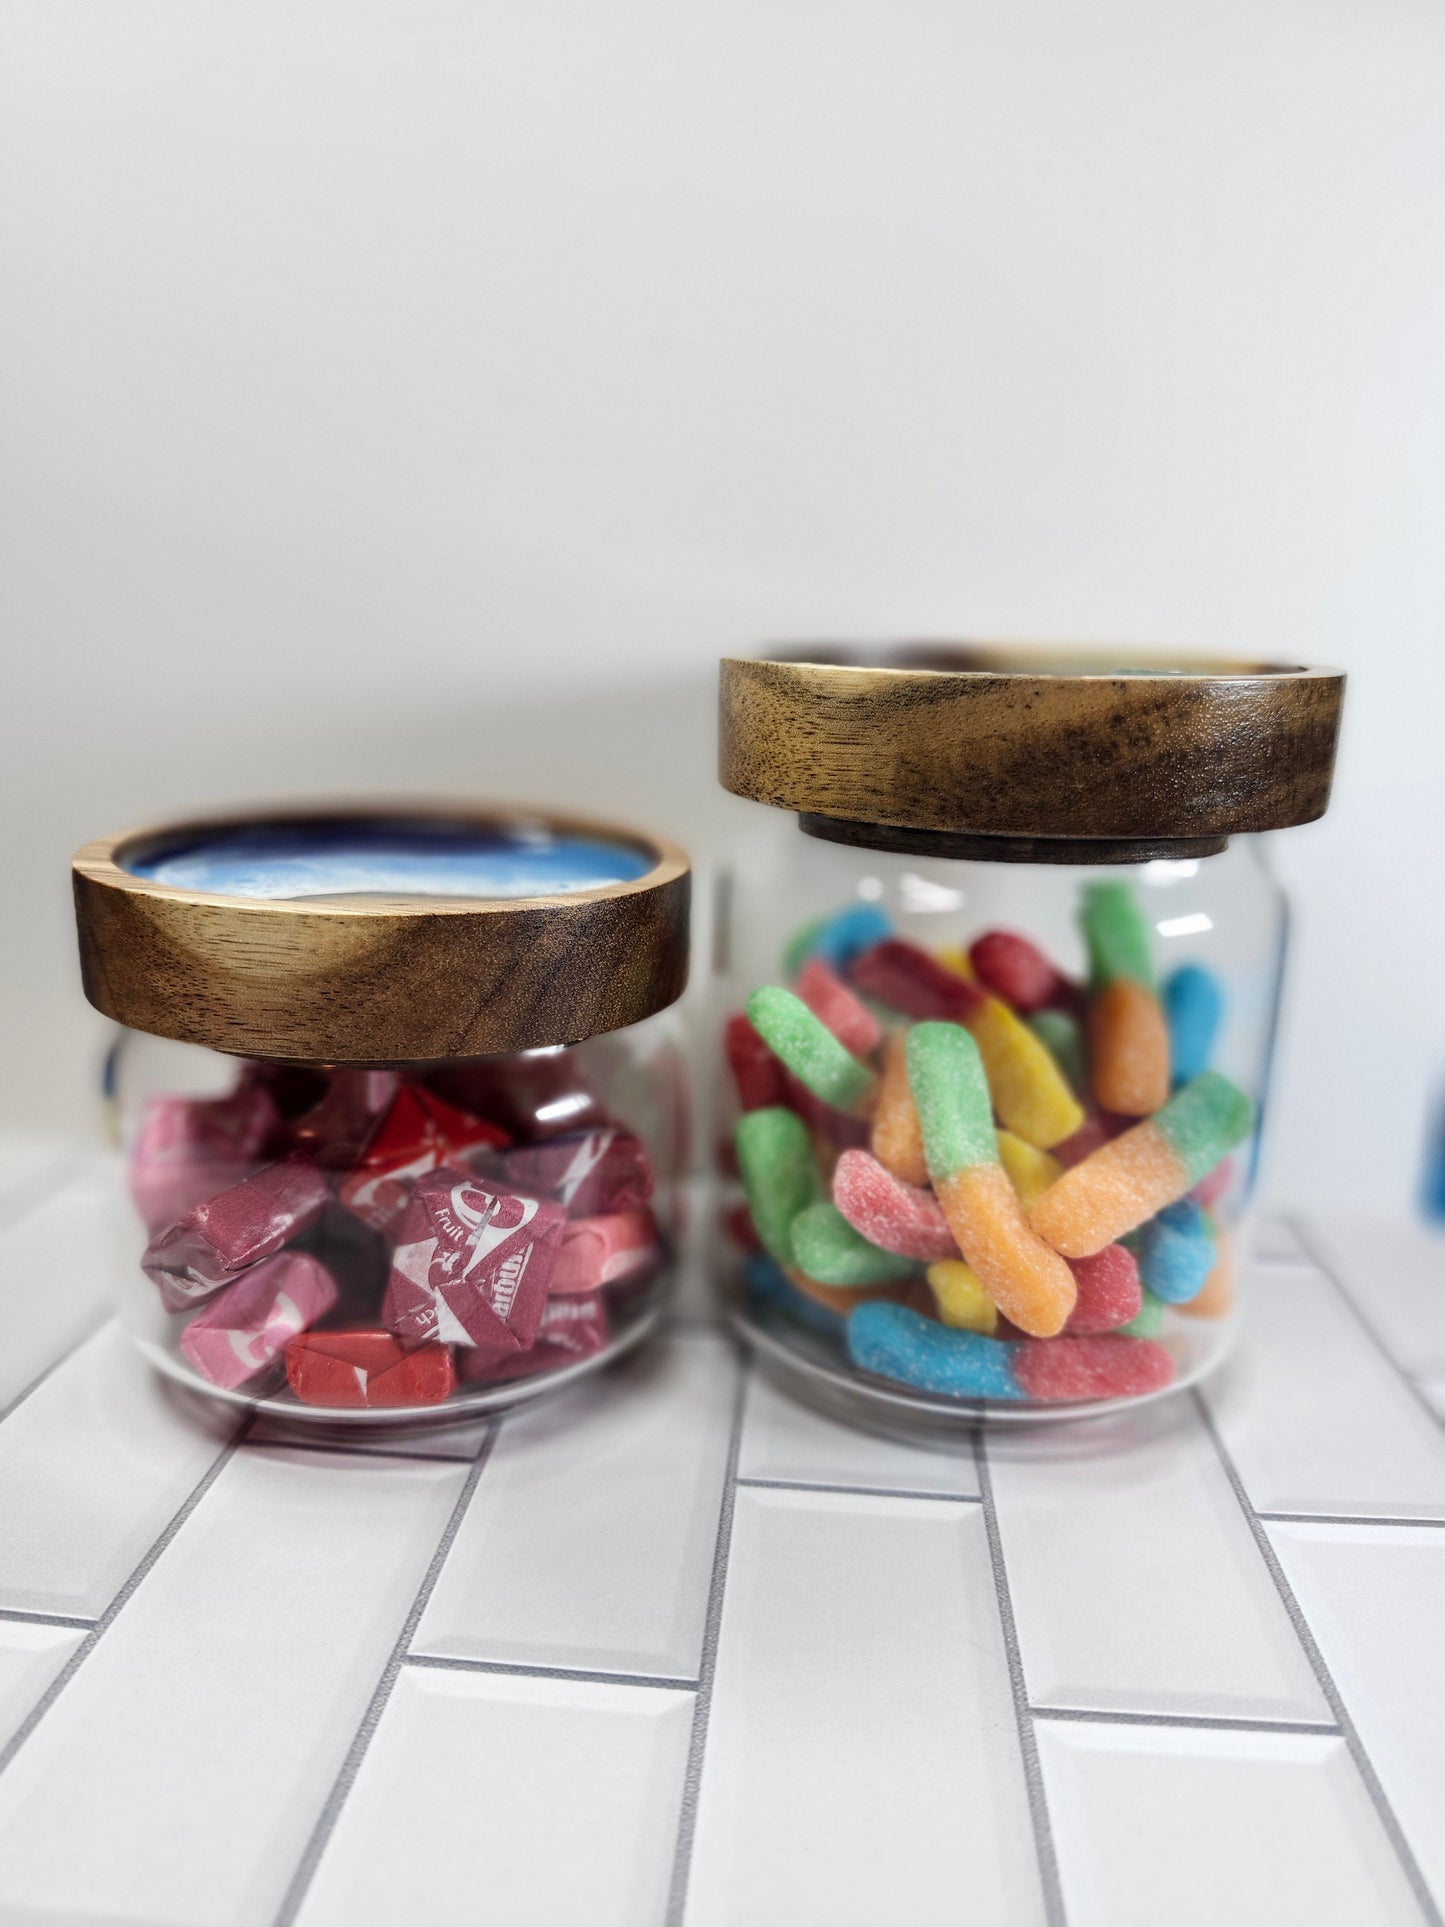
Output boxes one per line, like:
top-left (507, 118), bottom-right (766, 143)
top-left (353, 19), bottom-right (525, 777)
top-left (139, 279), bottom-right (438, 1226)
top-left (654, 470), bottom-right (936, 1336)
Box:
top-left (74, 804), bottom-right (691, 1433)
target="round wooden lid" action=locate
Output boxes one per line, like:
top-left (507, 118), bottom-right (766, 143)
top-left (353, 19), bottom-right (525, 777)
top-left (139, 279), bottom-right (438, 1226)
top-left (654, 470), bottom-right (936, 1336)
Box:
top-left (73, 801), bottom-right (690, 1062)
top-left (719, 645), bottom-right (1345, 861)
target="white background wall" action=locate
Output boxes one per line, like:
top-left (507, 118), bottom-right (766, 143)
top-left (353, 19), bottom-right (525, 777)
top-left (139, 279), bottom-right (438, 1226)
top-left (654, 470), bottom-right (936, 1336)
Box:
top-left (2, 1), bottom-right (1442, 1213)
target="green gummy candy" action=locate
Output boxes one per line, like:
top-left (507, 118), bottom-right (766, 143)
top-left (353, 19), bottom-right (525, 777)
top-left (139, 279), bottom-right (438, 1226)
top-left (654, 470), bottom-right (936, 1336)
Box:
top-left (791, 1203), bottom-right (919, 1287)
top-left (1027, 1009), bottom-right (1087, 1093)
top-left (735, 1107), bottom-right (822, 1267)
top-left (1120, 1288), bottom-right (1166, 1338)
top-left (1154, 1071), bottom-right (1256, 1185)
top-left (1081, 879), bottom-right (1155, 989)
top-left (906, 1021), bottom-right (997, 1181)
top-left (783, 915), bottom-right (829, 977)
top-left (747, 985), bottom-right (874, 1112)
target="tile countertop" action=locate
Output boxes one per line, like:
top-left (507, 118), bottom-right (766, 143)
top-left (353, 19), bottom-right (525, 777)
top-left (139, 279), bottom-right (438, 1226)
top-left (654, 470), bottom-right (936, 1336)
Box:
top-left (1, 1148), bottom-right (1445, 1926)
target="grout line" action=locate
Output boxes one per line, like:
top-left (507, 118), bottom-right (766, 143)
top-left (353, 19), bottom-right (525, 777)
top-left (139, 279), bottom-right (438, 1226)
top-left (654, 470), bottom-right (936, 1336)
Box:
top-left (404, 1654), bottom-right (699, 1692)
top-left (1258, 1511), bottom-right (1445, 1531)
top-left (1195, 1390), bottom-right (1445, 1927)
top-left (0, 1607), bottom-right (98, 1632)
top-left (663, 1359), bottom-right (747, 1927)
top-left (0, 1414), bottom-right (252, 1778)
top-left (1289, 1219), bottom-right (1445, 1431)
top-left (734, 1475), bottom-right (982, 1505)
top-left (975, 1431), bottom-right (1068, 1927)
top-left (271, 1426), bottom-right (497, 1927)
top-left (1031, 1705), bottom-right (1342, 1737)
top-left (0, 1313), bottom-right (119, 1435)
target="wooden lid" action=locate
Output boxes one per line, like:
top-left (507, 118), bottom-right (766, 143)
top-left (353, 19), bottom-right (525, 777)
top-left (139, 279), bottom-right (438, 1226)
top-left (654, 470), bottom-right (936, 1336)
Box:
top-left (719, 645), bottom-right (1345, 861)
top-left (73, 801), bottom-right (691, 1063)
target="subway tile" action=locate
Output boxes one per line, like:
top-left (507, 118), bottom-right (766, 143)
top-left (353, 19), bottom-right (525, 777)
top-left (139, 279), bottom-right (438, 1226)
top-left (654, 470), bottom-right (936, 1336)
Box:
top-left (1269, 1519), bottom-right (1445, 1908)
top-left (737, 1370), bottom-right (979, 1498)
top-left (684, 1485), bottom-right (1044, 1927)
top-left (0, 1622), bottom-right (86, 1751)
top-left (1038, 1718), bottom-right (1421, 1927)
top-left (1307, 1219), bottom-right (1445, 1379)
top-left (1204, 1263), bottom-right (1445, 1519)
top-left (0, 1321), bottom-right (238, 1618)
top-left (0, 1134), bottom-right (90, 1222)
top-left (987, 1403), bottom-right (1325, 1720)
top-left (414, 1331), bottom-right (736, 1681)
top-left (0, 1171), bottom-right (117, 1413)
top-left (0, 1446), bottom-right (468, 1927)
top-left (296, 1667), bottom-right (692, 1927)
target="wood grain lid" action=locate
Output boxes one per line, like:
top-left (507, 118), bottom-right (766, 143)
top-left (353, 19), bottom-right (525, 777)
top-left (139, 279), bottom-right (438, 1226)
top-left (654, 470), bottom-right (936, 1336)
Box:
top-left (73, 801), bottom-right (691, 1063)
top-left (720, 645), bottom-right (1345, 862)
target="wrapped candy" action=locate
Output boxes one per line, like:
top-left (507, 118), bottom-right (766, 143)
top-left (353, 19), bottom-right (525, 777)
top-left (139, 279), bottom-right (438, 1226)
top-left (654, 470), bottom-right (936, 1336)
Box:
top-left (338, 1087), bottom-right (509, 1235)
top-left (179, 1250), bottom-right (338, 1390)
top-left (285, 1330), bottom-right (457, 1407)
top-left (550, 1209), bottom-right (662, 1293)
top-left (128, 1084), bottom-right (280, 1234)
top-left (383, 1168), bottom-right (564, 1354)
top-left (492, 1127), bottom-right (653, 1218)
top-left (461, 1291), bottom-right (610, 1381)
top-left (143, 1154), bottom-right (333, 1312)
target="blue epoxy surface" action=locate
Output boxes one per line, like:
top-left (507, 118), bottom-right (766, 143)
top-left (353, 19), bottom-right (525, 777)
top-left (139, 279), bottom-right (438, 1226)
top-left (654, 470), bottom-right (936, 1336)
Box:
top-left (126, 821), bottom-right (652, 901)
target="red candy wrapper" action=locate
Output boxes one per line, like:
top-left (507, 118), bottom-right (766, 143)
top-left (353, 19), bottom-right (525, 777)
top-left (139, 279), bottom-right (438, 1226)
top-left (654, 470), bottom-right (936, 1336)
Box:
top-left (339, 1087), bottom-right (509, 1235)
top-left (383, 1168), bottom-right (564, 1352)
top-left (551, 1209), bottom-right (661, 1293)
top-left (128, 1084), bottom-right (280, 1235)
top-left (424, 1051), bottom-right (608, 1143)
top-left (492, 1128), bottom-right (653, 1218)
top-left (289, 1071), bottom-right (401, 1170)
top-left (285, 1330), bottom-right (457, 1408)
top-left (460, 1291), bottom-right (610, 1382)
top-left (178, 1250), bottom-right (339, 1390)
top-left (143, 1154), bottom-right (333, 1312)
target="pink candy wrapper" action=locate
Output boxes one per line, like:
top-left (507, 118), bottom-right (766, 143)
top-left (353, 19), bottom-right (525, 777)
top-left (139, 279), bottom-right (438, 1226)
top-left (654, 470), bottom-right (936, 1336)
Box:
top-left (494, 1128), bottom-right (653, 1217)
top-left (338, 1087), bottom-right (508, 1235)
top-left (179, 1250), bottom-right (339, 1390)
top-left (383, 1168), bottom-right (564, 1353)
top-left (143, 1154), bottom-right (333, 1312)
top-left (551, 1209), bottom-right (661, 1293)
top-left (460, 1291), bottom-right (611, 1382)
top-left (128, 1085), bottom-right (280, 1235)
top-left (289, 1070), bottom-right (401, 1170)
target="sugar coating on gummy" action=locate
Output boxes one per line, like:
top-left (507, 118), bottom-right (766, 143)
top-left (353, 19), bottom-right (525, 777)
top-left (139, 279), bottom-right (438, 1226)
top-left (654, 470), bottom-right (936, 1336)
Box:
top-left (1081, 879), bottom-right (1155, 989)
top-left (747, 986), bottom-right (875, 1114)
top-left (847, 1301), bottom-right (1022, 1400)
top-left (906, 1023), bottom-right (997, 1179)
top-left (925, 1259), bottom-right (998, 1334)
top-left (143, 1153), bottom-right (333, 1311)
top-left (996, 1132), bottom-right (1064, 1212)
top-left (968, 997), bottom-right (1085, 1148)
top-left (870, 1031), bottom-right (929, 1188)
top-left (128, 1083), bottom-right (280, 1234)
top-left (339, 1087), bottom-right (508, 1234)
top-left (1156, 1072), bottom-right (1255, 1185)
top-left (969, 930), bottom-right (1066, 1012)
top-left (1164, 964), bottom-right (1225, 1086)
top-left (832, 1148), bottom-right (957, 1261)
top-left (1088, 977), bottom-right (1170, 1117)
top-left (285, 1329), bottom-right (456, 1407)
top-left (735, 1106), bottom-right (822, 1267)
top-left (794, 956), bottom-right (883, 1060)
top-left (724, 1014), bottom-right (790, 1112)
top-left (1065, 1244), bottom-right (1143, 1333)
top-left (1012, 1333), bottom-right (1174, 1401)
top-left (785, 903), bottom-right (892, 976)
top-left (493, 1127), bottom-right (654, 1217)
top-left (179, 1250), bottom-right (338, 1390)
top-left (1027, 1010), bottom-right (1087, 1095)
top-left (1137, 1198), bottom-right (1216, 1303)
top-left (791, 1202), bottom-right (920, 1287)
top-left (1119, 1288), bottom-right (1166, 1338)
top-left (461, 1290), bottom-right (611, 1380)
top-left (849, 940), bottom-right (983, 1024)
top-left (551, 1209), bottom-right (661, 1292)
top-left (383, 1168), bottom-right (563, 1352)
top-left (1178, 1231), bottom-right (1234, 1318)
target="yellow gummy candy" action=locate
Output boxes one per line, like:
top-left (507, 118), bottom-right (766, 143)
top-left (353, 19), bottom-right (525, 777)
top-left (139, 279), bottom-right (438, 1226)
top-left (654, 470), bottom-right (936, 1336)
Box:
top-left (925, 1259), bottom-right (998, 1335)
top-left (968, 997), bottom-right (1086, 1150)
top-left (935, 946), bottom-right (977, 981)
top-left (996, 1131), bottom-right (1064, 1211)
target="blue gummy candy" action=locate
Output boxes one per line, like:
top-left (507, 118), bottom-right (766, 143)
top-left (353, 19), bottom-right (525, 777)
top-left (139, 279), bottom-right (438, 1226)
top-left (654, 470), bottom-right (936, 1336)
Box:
top-left (1137, 1199), bottom-right (1216, 1304)
top-left (1163, 964), bottom-right (1224, 1086)
top-left (744, 1252), bottom-right (845, 1336)
top-left (808, 904), bottom-right (894, 972)
top-left (847, 1302), bottom-right (1023, 1399)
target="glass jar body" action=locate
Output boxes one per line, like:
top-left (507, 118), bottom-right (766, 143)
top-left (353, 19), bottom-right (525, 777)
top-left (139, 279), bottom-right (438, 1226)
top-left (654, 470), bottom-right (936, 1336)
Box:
top-left (716, 828), bottom-right (1285, 1428)
top-left (110, 1015), bottom-right (687, 1431)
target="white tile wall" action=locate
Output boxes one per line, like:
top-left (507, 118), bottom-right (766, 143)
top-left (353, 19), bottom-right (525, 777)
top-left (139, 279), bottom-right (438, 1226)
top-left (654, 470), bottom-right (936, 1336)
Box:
top-left (1270, 1520), bottom-right (1445, 1909)
top-left (0, 1622), bottom-right (86, 1752)
top-left (987, 1406), bottom-right (1328, 1720)
top-left (737, 1371), bottom-right (980, 1498)
top-left (415, 1332), bottom-right (737, 1681)
top-left (0, 1173), bottom-right (115, 1414)
top-left (295, 1667), bottom-right (694, 1927)
top-left (683, 1485), bottom-right (1045, 1927)
top-left (0, 1135), bottom-right (88, 1222)
top-left (1306, 1220), bottom-right (1445, 1380)
top-left (1037, 1719), bottom-right (1424, 1927)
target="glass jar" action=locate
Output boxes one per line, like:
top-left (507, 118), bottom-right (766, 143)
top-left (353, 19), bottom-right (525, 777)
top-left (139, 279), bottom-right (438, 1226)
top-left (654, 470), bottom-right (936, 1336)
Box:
top-left (715, 646), bottom-right (1345, 1428)
top-left (72, 804), bottom-right (690, 1433)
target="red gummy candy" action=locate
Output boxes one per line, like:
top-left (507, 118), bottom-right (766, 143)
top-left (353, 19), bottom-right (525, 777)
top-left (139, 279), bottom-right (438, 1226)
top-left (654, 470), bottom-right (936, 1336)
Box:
top-left (143, 1153), bottom-right (333, 1312)
top-left (724, 1014), bottom-right (790, 1112)
top-left (1013, 1333), bottom-right (1175, 1401)
top-left (285, 1330), bottom-right (457, 1407)
top-left (794, 957), bottom-right (882, 1060)
top-left (725, 1201), bottom-right (761, 1251)
top-left (832, 1148), bottom-right (957, 1262)
top-left (1065, 1244), bottom-right (1143, 1334)
top-left (384, 1167), bottom-right (564, 1352)
top-left (338, 1087), bottom-right (509, 1235)
top-left (848, 940), bottom-right (984, 1023)
top-left (1053, 1111), bottom-right (1130, 1168)
top-left (968, 931), bottom-right (1068, 1014)
top-left (782, 1073), bottom-right (872, 1150)
top-left (128, 1084), bottom-right (280, 1234)
top-left (494, 1128), bottom-right (653, 1218)
top-left (1192, 1156), bottom-right (1234, 1209)
top-left (460, 1291), bottom-right (611, 1382)
top-left (550, 1209), bottom-right (661, 1292)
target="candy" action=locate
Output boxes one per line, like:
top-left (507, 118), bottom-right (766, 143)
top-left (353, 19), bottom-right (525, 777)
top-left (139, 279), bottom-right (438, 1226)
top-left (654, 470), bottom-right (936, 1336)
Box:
top-left (969, 930), bottom-right (1066, 1012)
top-left (794, 956), bottom-right (883, 1059)
top-left (969, 998), bottom-right (1085, 1148)
top-left (1027, 1010), bottom-right (1087, 1094)
top-left (288, 1071), bottom-right (401, 1170)
top-left (724, 1014), bottom-right (790, 1112)
top-left (785, 902), bottom-right (892, 976)
top-left (425, 1052), bottom-right (608, 1143)
top-left (1030, 1072), bottom-right (1254, 1258)
top-left (725, 1201), bottom-right (761, 1251)
top-left (782, 1072), bottom-right (873, 1151)
top-left (747, 986), bottom-right (876, 1114)
top-left (339, 1088), bottom-right (508, 1235)
top-left (1119, 1289), bottom-right (1166, 1338)
top-left (1012, 1333), bottom-right (1174, 1401)
top-left (735, 1107), bottom-right (822, 1267)
top-left (1088, 977), bottom-right (1171, 1116)
top-left (870, 1031), bottom-right (930, 1188)
top-left (179, 1250), bottom-right (338, 1390)
top-left (383, 1169), bottom-right (564, 1352)
top-left (494, 1127), bottom-right (654, 1217)
top-left (1081, 879), bottom-right (1155, 988)
top-left (1137, 1198), bottom-right (1216, 1303)
top-left (1065, 1244), bottom-right (1143, 1334)
top-left (461, 1291), bottom-right (611, 1380)
top-left (849, 940), bottom-right (983, 1024)
top-left (1191, 1155), bottom-right (1234, 1209)
top-left (1177, 1232), bottom-right (1234, 1318)
top-left (925, 1260), bottom-right (998, 1335)
top-left (128, 1084), bottom-right (280, 1234)
top-left (908, 1022), bottom-right (1077, 1337)
top-left (832, 1147), bottom-right (957, 1261)
top-left (996, 1132), bottom-right (1064, 1212)
top-left (550, 1209), bottom-right (661, 1293)
top-left (935, 946), bottom-right (976, 980)
top-left (744, 1251), bottom-right (845, 1335)
top-left (285, 1330), bottom-right (457, 1407)
top-left (848, 1302), bottom-right (1022, 1399)
top-left (791, 1202), bottom-right (920, 1287)
top-left (143, 1154), bottom-right (333, 1312)
top-left (1164, 964), bottom-right (1225, 1085)
top-left (788, 1268), bottom-right (929, 1318)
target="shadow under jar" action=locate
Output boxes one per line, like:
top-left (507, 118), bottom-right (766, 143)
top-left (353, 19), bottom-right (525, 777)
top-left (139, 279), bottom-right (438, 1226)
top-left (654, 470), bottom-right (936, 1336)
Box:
top-left (72, 802), bottom-right (690, 1435)
top-left (715, 645), bottom-right (1345, 1431)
